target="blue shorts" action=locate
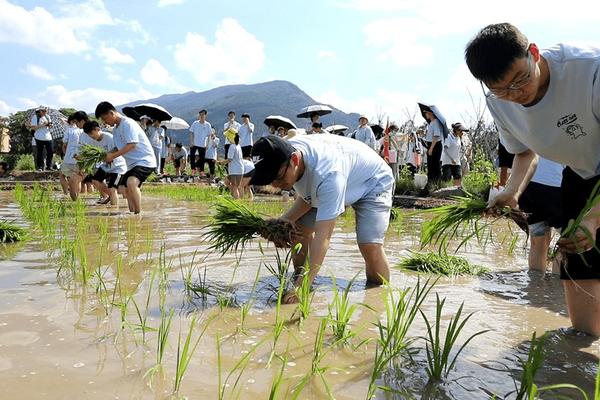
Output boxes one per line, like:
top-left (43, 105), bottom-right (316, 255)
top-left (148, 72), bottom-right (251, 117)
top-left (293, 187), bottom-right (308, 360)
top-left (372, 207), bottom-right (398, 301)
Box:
top-left (297, 188), bottom-right (393, 244)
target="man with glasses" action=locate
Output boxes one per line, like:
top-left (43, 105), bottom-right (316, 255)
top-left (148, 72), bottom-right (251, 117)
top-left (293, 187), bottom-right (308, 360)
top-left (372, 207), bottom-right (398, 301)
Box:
top-left (465, 23), bottom-right (600, 336)
top-left (250, 134), bottom-right (394, 304)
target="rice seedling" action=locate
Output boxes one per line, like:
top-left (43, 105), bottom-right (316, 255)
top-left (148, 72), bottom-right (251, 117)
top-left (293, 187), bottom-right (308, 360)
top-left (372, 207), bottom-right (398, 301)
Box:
top-left (204, 197), bottom-right (302, 255)
top-left (529, 360), bottom-right (600, 400)
top-left (420, 294), bottom-right (489, 381)
top-left (268, 345), bottom-right (289, 399)
top-left (267, 272), bottom-right (287, 368)
top-left (293, 258), bottom-right (314, 325)
top-left (237, 266), bottom-right (261, 334)
top-left (398, 252), bottom-right (488, 276)
top-left (327, 274), bottom-right (372, 345)
top-left (131, 269), bottom-right (157, 344)
top-left (0, 220), bottom-right (26, 243)
top-left (420, 194), bottom-right (529, 254)
top-left (145, 308), bottom-right (174, 382)
top-left (144, 185), bottom-right (222, 202)
top-left (76, 144), bottom-right (107, 174)
top-left (367, 278), bottom-right (435, 399)
top-left (291, 319), bottom-right (337, 400)
top-left (513, 331), bottom-right (547, 400)
top-left (217, 334), bottom-right (267, 400)
top-left (173, 314), bottom-right (212, 394)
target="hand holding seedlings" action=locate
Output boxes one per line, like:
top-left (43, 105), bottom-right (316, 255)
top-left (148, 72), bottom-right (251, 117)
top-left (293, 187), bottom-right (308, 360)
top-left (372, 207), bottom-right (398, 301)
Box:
top-left (557, 216), bottom-right (598, 253)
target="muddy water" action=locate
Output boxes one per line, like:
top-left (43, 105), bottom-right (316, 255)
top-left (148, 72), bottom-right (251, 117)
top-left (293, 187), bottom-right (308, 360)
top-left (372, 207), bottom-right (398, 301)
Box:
top-left (0, 190), bottom-right (598, 399)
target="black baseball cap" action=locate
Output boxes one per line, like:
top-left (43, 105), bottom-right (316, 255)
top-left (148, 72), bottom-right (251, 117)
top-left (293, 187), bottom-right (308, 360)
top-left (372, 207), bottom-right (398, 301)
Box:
top-left (250, 136), bottom-right (296, 185)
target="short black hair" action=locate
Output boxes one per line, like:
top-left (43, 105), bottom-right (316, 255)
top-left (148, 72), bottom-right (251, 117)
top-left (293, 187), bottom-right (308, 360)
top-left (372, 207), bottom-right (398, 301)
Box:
top-left (389, 124), bottom-right (398, 131)
top-left (234, 134), bottom-right (240, 145)
top-left (83, 120), bottom-right (100, 134)
top-left (71, 110), bottom-right (89, 123)
top-left (465, 23), bottom-right (529, 84)
top-left (95, 101), bottom-right (116, 118)
top-left (175, 142), bottom-right (182, 148)
top-left (199, 109), bottom-right (207, 115)
top-left (241, 113), bottom-right (250, 118)
top-left (312, 122), bottom-right (322, 128)
top-left (227, 111), bottom-right (235, 116)
top-left (67, 114), bottom-right (77, 123)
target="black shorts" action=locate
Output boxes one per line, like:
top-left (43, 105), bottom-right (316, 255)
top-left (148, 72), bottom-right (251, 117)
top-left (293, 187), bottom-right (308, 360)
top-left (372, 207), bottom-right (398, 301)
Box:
top-left (559, 167), bottom-right (600, 280)
top-left (119, 166), bottom-right (154, 188)
top-left (442, 164), bottom-right (462, 180)
top-left (243, 169), bottom-right (255, 178)
top-left (498, 141), bottom-right (514, 168)
top-left (174, 158), bottom-right (182, 168)
top-left (518, 181), bottom-right (562, 227)
top-left (241, 145), bottom-right (252, 158)
top-left (83, 174), bottom-right (94, 183)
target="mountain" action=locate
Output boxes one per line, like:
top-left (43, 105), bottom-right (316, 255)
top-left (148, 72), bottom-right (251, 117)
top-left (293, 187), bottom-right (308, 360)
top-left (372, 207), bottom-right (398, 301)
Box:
top-left (119, 80), bottom-right (361, 145)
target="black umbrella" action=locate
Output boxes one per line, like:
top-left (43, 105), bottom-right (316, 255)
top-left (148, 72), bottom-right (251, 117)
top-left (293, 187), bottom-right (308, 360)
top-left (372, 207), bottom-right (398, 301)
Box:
top-left (121, 106), bottom-right (142, 120)
top-left (417, 102), bottom-right (449, 139)
top-left (370, 124), bottom-right (384, 139)
top-left (264, 115), bottom-right (297, 130)
top-left (130, 103), bottom-right (173, 122)
top-left (297, 105), bottom-right (332, 119)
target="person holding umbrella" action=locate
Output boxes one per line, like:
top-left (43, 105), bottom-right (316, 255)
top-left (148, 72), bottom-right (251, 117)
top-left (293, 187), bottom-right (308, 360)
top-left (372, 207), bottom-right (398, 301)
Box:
top-left (94, 101), bottom-right (157, 214)
top-left (147, 120), bottom-right (164, 175)
top-left (30, 106), bottom-right (54, 171)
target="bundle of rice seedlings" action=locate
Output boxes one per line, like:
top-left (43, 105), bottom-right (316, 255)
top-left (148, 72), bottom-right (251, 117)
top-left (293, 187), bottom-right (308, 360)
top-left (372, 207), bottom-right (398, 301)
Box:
top-left (204, 197), bottom-right (302, 255)
top-left (420, 195), bottom-right (528, 254)
top-left (0, 220), bottom-right (26, 243)
top-left (398, 252), bottom-right (488, 276)
top-left (77, 144), bottom-right (107, 174)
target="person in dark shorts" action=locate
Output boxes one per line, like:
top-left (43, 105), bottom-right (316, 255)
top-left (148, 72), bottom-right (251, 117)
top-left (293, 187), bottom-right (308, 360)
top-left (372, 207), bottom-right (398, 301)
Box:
top-left (497, 139), bottom-right (514, 187)
top-left (518, 158), bottom-right (563, 272)
top-left (466, 22), bottom-right (600, 335)
top-left (95, 102), bottom-right (157, 214)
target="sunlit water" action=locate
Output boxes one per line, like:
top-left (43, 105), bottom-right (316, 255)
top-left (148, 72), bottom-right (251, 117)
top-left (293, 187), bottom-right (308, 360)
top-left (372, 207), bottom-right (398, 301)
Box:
top-left (0, 190), bottom-right (598, 399)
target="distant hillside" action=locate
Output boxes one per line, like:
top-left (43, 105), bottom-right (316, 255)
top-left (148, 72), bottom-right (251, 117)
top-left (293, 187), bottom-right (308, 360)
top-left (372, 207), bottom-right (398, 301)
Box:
top-left (119, 80), bottom-right (361, 146)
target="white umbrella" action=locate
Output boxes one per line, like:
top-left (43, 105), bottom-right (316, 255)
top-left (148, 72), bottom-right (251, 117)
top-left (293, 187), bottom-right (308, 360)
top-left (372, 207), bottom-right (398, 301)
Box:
top-left (297, 105), bottom-right (333, 118)
top-left (162, 117), bottom-right (190, 130)
top-left (264, 115), bottom-right (296, 130)
top-left (325, 124), bottom-right (349, 134)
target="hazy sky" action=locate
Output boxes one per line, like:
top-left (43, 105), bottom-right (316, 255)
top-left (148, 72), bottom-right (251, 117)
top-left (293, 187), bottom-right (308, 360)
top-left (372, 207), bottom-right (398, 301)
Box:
top-left (1, 0), bottom-right (598, 125)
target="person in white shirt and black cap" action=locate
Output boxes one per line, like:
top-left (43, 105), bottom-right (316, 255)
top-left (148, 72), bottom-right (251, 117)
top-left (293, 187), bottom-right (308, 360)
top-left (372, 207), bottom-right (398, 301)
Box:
top-left (250, 134), bottom-right (395, 304)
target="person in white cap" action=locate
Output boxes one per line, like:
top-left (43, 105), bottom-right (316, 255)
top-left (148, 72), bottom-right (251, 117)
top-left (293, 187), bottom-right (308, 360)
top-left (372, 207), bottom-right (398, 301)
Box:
top-left (353, 115), bottom-right (377, 151)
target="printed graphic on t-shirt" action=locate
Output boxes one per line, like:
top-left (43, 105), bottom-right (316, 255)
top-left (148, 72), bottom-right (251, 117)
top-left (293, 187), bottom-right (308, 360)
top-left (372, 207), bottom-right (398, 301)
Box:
top-left (557, 113), bottom-right (588, 140)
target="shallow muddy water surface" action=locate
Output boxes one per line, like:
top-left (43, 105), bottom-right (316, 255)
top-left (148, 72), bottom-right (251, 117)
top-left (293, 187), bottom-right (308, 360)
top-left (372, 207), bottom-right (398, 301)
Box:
top-left (0, 190), bottom-right (598, 399)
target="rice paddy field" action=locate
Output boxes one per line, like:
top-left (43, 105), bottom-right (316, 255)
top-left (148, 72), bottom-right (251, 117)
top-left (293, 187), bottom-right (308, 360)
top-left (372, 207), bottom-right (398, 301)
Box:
top-left (0, 184), bottom-right (598, 399)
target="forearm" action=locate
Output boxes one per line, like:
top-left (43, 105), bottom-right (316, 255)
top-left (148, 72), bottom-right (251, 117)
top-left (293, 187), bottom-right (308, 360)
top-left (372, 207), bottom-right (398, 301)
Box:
top-left (430, 137), bottom-right (440, 148)
top-left (296, 220), bottom-right (335, 285)
top-left (281, 196), bottom-right (312, 222)
top-left (504, 149), bottom-right (538, 198)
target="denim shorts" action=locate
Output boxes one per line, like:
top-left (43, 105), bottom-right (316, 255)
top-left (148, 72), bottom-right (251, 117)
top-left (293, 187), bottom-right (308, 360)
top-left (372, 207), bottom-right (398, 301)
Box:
top-left (297, 187), bottom-right (393, 244)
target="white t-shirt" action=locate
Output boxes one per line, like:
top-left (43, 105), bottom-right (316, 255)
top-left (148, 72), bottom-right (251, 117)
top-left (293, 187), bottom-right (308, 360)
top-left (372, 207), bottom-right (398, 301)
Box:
top-left (189, 120), bottom-right (212, 147)
top-left (63, 126), bottom-right (82, 164)
top-left (223, 120), bottom-right (241, 145)
top-left (227, 144), bottom-right (244, 175)
top-left (205, 136), bottom-right (220, 160)
top-left (289, 134), bottom-right (394, 221)
top-left (112, 116), bottom-right (157, 169)
top-left (354, 125), bottom-right (377, 151)
top-left (424, 119), bottom-right (443, 142)
top-left (404, 141), bottom-right (422, 166)
top-left (441, 133), bottom-right (462, 166)
top-left (32, 115), bottom-right (52, 141)
top-left (531, 157), bottom-right (563, 187)
top-left (147, 126), bottom-right (164, 149)
top-left (488, 43), bottom-right (600, 179)
top-left (91, 132), bottom-right (127, 174)
top-left (242, 159), bottom-right (255, 174)
top-left (238, 122), bottom-right (254, 147)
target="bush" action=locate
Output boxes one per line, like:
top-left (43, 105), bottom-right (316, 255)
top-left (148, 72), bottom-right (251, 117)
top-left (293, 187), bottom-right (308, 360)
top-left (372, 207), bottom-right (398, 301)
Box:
top-left (14, 154), bottom-right (35, 171)
top-left (462, 151), bottom-right (497, 199)
top-left (395, 165), bottom-right (418, 195)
